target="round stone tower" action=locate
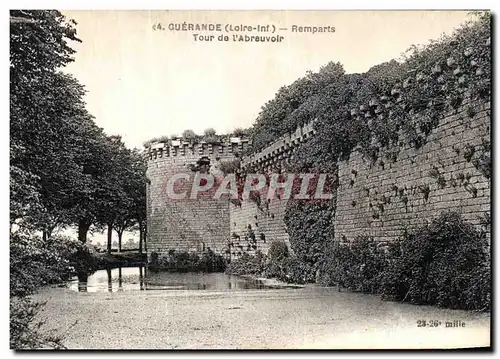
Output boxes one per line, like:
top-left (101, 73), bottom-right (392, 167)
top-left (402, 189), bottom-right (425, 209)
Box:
top-left (145, 136), bottom-right (249, 259)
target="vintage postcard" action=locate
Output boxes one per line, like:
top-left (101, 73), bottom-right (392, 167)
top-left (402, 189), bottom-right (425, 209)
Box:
top-left (9, 9), bottom-right (491, 350)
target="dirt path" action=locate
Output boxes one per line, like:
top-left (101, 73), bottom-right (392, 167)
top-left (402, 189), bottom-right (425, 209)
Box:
top-left (34, 285), bottom-right (490, 349)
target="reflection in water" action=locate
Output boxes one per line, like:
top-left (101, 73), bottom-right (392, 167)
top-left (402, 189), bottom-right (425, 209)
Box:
top-left (145, 272), bottom-right (258, 291)
top-left (107, 267), bottom-right (112, 293)
top-left (72, 266), bottom-right (146, 293)
top-left (70, 266), bottom-right (300, 293)
top-left (118, 267), bottom-right (123, 292)
top-left (77, 272), bottom-right (88, 292)
top-left (139, 266), bottom-right (144, 291)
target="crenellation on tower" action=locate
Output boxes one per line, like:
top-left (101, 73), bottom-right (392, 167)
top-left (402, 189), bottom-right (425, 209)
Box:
top-left (145, 134), bottom-right (252, 259)
top-left (146, 137), bottom-right (250, 161)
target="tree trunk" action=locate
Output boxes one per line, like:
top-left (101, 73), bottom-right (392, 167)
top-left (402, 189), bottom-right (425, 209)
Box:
top-left (46, 226), bottom-right (54, 239)
top-left (107, 223), bottom-right (113, 255)
top-left (118, 231), bottom-right (123, 252)
top-left (144, 225), bottom-right (148, 253)
top-left (138, 223), bottom-right (144, 254)
top-left (42, 225), bottom-right (55, 243)
top-left (78, 220), bottom-right (90, 243)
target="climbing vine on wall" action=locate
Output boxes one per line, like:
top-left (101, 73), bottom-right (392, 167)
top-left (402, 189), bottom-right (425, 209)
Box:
top-left (279, 14), bottom-right (491, 275)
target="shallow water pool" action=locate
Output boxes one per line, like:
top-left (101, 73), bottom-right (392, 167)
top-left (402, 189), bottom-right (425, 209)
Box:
top-left (68, 266), bottom-right (299, 292)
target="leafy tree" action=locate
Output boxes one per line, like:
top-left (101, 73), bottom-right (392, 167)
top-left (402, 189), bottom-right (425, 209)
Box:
top-left (12, 72), bottom-right (95, 237)
top-left (10, 10), bottom-right (84, 233)
top-left (68, 121), bottom-right (117, 243)
top-left (96, 135), bottom-right (131, 252)
top-left (249, 61), bottom-right (345, 151)
top-left (10, 10), bottom-right (151, 348)
top-left (232, 128), bottom-right (246, 137)
top-left (10, 10), bottom-right (79, 79)
top-left (128, 149), bottom-right (148, 253)
top-left (103, 144), bottom-right (147, 253)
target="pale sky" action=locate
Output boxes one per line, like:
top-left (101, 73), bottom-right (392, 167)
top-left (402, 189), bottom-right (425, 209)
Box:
top-left (60, 10), bottom-right (472, 244)
top-left (62, 10), bottom-right (473, 150)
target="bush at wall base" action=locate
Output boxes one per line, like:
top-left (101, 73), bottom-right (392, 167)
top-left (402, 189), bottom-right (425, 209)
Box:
top-left (225, 251), bottom-right (266, 276)
top-left (148, 249), bottom-right (227, 273)
top-left (379, 212), bottom-right (490, 311)
top-left (225, 241), bottom-right (316, 285)
top-left (319, 236), bottom-right (388, 294)
top-left (320, 212), bottom-right (490, 311)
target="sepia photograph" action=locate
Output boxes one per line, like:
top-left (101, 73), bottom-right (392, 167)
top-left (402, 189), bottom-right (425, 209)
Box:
top-left (9, 8), bottom-right (491, 350)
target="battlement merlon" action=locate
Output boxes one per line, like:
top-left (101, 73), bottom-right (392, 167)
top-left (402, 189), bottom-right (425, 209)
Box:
top-left (146, 137), bottom-right (251, 161)
top-left (241, 120), bottom-right (317, 169)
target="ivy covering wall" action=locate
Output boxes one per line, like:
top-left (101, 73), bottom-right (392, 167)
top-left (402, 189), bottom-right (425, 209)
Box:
top-left (245, 14), bottom-right (491, 277)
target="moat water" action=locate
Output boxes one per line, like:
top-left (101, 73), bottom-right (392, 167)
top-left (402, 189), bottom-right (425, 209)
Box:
top-left (68, 266), bottom-right (299, 292)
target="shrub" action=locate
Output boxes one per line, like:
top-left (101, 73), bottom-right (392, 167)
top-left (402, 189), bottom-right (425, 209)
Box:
top-left (276, 257), bottom-right (316, 284)
top-left (150, 249), bottom-right (226, 273)
top-left (262, 258), bottom-right (284, 279)
top-left (263, 241), bottom-right (316, 284)
top-left (232, 128), bottom-right (248, 137)
top-left (159, 251), bottom-right (197, 271)
top-left (149, 251), bottom-right (159, 266)
top-left (202, 128), bottom-right (220, 144)
top-left (317, 212), bottom-right (491, 311)
top-left (10, 232), bottom-right (97, 349)
top-left (225, 251), bottom-right (265, 276)
top-left (379, 212), bottom-right (490, 310)
top-left (267, 240), bottom-right (289, 261)
top-left (182, 129), bottom-right (198, 140)
top-left (224, 249), bottom-right (315, 285)
top-left (10, 296), bottom-right (66, 350)
top-left (197, 249), bottom-right (227, 273)
top-left (204, 128), bottom-right (217, 137)
top-left (10, 233), bottom-right (99, 297)
top-left (218, 159), bottom-right (241, 175)
top-left (320, 236), bottom-right (388, 293)
top-left (461, 264), bottom-right (491, 311)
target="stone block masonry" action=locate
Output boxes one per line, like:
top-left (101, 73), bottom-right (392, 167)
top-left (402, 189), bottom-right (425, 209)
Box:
top-left (334, 97), bottom-right (491, 243)
top-left (145, 124), bottom-right (317, 260)
top-left (146, 139), bottom-right (249, 257)
top-left (228, 121), bottom-right (317, 258)
top-left (228, 196), bottom-right (291, 258)
top-left (145, 35), bottom-right (490, 259)
top-left (145, 95), bottom-right (490, 259)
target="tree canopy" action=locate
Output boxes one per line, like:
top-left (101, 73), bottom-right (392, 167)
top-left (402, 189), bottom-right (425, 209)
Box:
top-left (10, 10), bottom-right (147, 250)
